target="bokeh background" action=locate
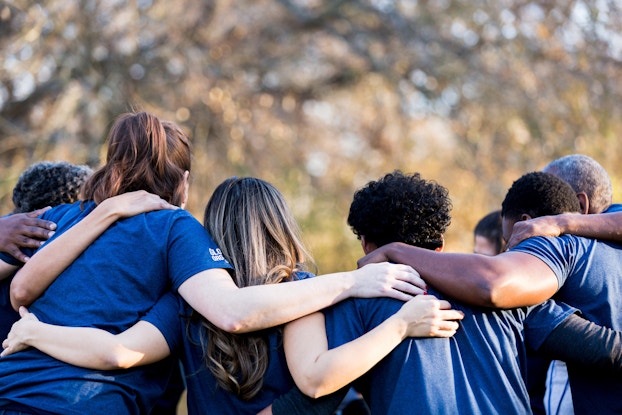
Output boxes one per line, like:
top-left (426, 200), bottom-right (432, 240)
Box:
top-left (2, 0), bottom-right (621, 274)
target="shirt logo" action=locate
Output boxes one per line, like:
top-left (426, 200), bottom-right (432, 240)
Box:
top-left (209, 248), bottom-right (225, 262)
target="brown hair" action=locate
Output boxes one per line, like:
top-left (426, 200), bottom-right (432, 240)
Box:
top-left (199, 177), bottom-right (314, 400)
top-left (81, 112), bottom-right (191, 206)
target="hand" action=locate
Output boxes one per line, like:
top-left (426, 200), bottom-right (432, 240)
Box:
top-left (351, 262), bottom-right (427, 302)
top-left (357, 244), bottom-right (391, 268)
top-left (395, 295), bottom-right (464, 338)
top-left (506, 216), bottom-right (562, 250)
top-left (0, 208), bottom-right (56, 262)
top-left (1, 306), bottom-right (39, 357)
top-left (98, 190), bottom-right (178, 219)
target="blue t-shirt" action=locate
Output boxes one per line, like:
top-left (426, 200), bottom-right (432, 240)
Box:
top-left (513, 234), bottom-right (622, 414)
top-left (0, 277), bottom-right (19, 341)
top-left (323, 290), bottom-right (576, 415)
top-left (0, 201), bottom-right (231, 415)
top-left (180, 271), bottom-right (314, 415)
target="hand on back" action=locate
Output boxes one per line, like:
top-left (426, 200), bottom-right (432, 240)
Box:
top-left (0, 208), bottom-right (56, 262)
top-left (99, 190), bottom-right (178, 219)
top-left (395, 295), bottom-right (464, 339)
top-left (353, 262), bottom-right (427, 302)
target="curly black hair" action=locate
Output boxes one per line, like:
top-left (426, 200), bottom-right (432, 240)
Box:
top-left (12, 161), bottom-right (93, 213)
top-left (501, 171), bottom-right (581, 221)
top-left (347, 170), bottom-right (452, 250)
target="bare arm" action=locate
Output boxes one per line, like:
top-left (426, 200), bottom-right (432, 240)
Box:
top-left (283, 295), bottom-right (464, 398)
top-left (507, 212), bottom-right (622, 249)
top-left (178, 262), bottom-right (428, 334)
top-left (0, 208), bottom-right (56, 263)
top-left (1, 307), bottom-right (170, 369)
top-left (10, 191), bottom-right (176, 309)
top-left (358, 242), bottom-right (559, 308)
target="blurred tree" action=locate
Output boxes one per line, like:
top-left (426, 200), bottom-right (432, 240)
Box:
top-left (1, 0), bottom-right (621, 273)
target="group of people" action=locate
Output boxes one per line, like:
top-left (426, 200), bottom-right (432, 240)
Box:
top-left (0, 111), bottom-right (620, 415)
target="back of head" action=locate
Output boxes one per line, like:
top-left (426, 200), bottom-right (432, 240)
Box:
top-left (201, 176), bottom-right (313, 400)
top-left (501, 171), bottom-right (582, 221)
top-left (473, 210), bottom-right (505, 255)
top-left (12, 161), bottom-right (93, 213)
top-left (543, 154), bottom-right (612, 214)
top-left (81, 112), bottom-right (191, 206)
top-left (203, 176), bottom-right (312, 287)
top-left (348, 170), bottom-right (452, 250)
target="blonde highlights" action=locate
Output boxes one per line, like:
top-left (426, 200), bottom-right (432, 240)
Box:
top-left (200, 177), bottom-right (313, 399)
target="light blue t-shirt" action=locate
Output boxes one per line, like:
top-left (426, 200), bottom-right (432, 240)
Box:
top-left (0, 201), bottom-right (231, 415)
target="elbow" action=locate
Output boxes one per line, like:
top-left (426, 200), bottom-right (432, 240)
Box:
top-left (470, 278), bottom-right (515, 309)
top-left (10, 283), bottom-right (35, 311)
top-left (101, 346), bottom-right (146, 370)
top-left (212, 315), bottom-right (249, 334)
top-left (297, 379), bottom-right (327, 399)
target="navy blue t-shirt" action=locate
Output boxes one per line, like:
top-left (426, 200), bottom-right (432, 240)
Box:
top-left (513, 233), bottom-right (622, 414)
top-left (323, 291), bottom-right (575, 415)
top-left (0, 201), bottom-right (231, 415)
top-left (180, 271), bottom-right (314, 415)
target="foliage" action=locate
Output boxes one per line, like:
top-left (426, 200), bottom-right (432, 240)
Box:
top-left (1, 0), bottom-right (621, 272)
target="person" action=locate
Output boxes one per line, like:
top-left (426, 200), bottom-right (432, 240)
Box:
top-left (508, 154), bottom-right (622, 415)
top-left (473, 210), bottom-right (505, 255)
top-left (542, 154), bottom-right (615, 215)
top-left (1, 177), bottom-right (460, 414)
top-left (0, 161), bottom-right (92, 341)
top-left (357, 171), bottom-right (622, 415)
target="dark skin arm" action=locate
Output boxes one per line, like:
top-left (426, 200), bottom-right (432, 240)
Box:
top-left (0, 208), bottom-right (56, 263)
top-left (507, 211), bottom-right (622, 249)
top-left (358, 242), bottom-right (558, 308)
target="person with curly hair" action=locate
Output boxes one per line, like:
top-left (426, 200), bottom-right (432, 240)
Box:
top-left (279, 170), bottom-right (622, 415)
top-left (355, 170), bottom-right (622, 415)
top-left (0, 161), bottom-right (92, 344)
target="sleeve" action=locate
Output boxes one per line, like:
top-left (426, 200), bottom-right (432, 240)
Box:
top-left (166, 211), bottom-right (232, 290)
top-left (512, 235), bottom-right (582, 289)
top-left (141, 291), bottom-right (182, 353)
top-left (536, 313), bottom-right (622, 373)
top-left (524, 299), bottom-right (578, 350)
top-left (272, 385), bottom-right (348, 415)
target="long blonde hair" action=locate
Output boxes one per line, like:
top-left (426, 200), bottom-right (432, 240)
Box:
top-left (200, 177), bottom-right (313, 400)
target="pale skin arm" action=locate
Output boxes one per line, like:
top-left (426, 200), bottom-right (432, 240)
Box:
top-left (283, 295), bottom-right (465, 398)
top-left (178, 262), bottom-right (428, 334)
top-left (9, 191), bottom-right (177, 310)
top-left (506, 211), bottom-right (622, 249)
top-left (1, 307), bottom-right (170, 369)
top-left (358, 242), bottom-right (559, 308)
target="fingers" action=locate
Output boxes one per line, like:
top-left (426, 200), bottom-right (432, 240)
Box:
top-left (25, 206), bottom-right (52, 218)
top-left (18, 306), bottom-right (29, 317)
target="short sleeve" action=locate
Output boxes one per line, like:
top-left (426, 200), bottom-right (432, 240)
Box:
top-left (166, 211), bottom-right (232, 290)
top-left (141, 291), bottom-right (182, 353)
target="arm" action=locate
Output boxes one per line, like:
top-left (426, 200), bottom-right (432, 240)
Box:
top-left (283, 295), bottom-right (464, 398)
top-left (358, 242), bottom-right (559, 308)
top-left (0, 207), bottom-right (56, 263)
top-left (1, 307), bottom-right (170, 369)
top-left (507, 212), bottom-right (622, 249)
top-left (537, 313), bottom-right (622, 372)
top-left (10, 191), bottom-right (176, 309)
top-left (178, 261), bottom-right (428, 334)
